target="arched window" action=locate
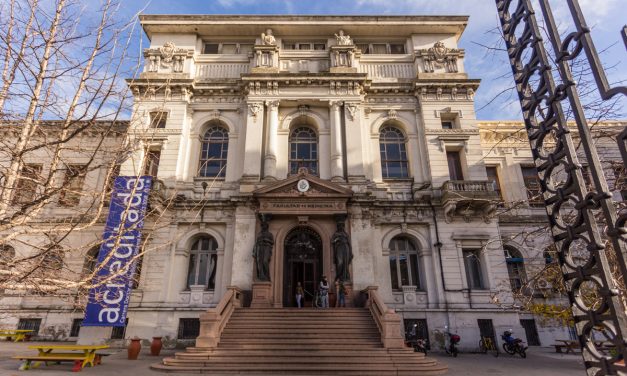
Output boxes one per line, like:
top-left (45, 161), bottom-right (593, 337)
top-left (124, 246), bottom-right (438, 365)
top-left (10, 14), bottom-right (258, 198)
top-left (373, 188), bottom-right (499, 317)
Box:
top-left (504, 246), bottom-right (526, 292)
top-left (289, 127), bottom-right (318, 175)
top-left (0, 245), bottom-right (15, 267)
top-left (42, 246), bottom-right (64, 271)
top-left (82, 247), bottom-right (99, 277)
top-left (379, 126), bottom-right (409, 178)
top-left (388, 236), bottom-right (421, 291)
top-left (187, 236), bottom-right (218, 290)
top-left (199, 125), bottom-right (229, 178)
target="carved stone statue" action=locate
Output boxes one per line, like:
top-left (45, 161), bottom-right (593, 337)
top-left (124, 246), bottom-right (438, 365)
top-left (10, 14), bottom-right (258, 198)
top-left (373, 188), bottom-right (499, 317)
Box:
top-left (334, 30), bottom-right (353, 46)
top-left (253, 215), bottom-right (274, 281)
top-left (332, 217), bottom-right (353, 282)
top-left (260, 29), bottom-right (276, 45)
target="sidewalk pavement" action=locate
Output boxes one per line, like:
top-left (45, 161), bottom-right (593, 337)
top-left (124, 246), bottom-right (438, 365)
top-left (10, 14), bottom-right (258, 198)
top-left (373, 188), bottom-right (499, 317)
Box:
top-left (1, 340), bottom-right (587, 375)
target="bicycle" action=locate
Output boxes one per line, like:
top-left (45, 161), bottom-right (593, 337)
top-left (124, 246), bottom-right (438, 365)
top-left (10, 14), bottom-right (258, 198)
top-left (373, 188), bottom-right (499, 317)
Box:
top-left (479, 336), bottom-right (500, 357)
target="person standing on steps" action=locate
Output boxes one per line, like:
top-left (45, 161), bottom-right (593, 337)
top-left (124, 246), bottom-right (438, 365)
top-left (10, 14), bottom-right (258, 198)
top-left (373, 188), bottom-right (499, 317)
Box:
top-left (295, 282), bottom-right (304, 308)
top-left (319, 276), bottom-right (330, 308)
top-left (334, 278), bottom-right (340, 307)
top-left (337, 280), bottom-right (347, 308)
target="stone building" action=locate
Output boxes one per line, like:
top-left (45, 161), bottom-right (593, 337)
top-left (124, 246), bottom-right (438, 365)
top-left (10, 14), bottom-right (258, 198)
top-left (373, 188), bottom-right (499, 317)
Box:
top-left (1, 15), bottom-right (624, 352)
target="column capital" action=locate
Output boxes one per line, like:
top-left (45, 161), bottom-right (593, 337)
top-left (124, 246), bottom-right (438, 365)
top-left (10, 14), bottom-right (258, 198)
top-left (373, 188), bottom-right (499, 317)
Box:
top-left (265, 100), bottom-right (280, 109)
top-left (329, 100), bottom-right (344, 110)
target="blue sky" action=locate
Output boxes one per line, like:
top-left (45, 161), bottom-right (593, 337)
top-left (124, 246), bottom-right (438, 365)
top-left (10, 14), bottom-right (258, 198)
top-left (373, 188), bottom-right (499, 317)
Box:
top-left (116, 0), bottom-right (626, 120)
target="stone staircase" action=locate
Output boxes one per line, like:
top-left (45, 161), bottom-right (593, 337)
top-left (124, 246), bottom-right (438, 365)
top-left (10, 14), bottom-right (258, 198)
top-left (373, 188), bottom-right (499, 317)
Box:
top-left (152, 307), bottom-right (447, 375)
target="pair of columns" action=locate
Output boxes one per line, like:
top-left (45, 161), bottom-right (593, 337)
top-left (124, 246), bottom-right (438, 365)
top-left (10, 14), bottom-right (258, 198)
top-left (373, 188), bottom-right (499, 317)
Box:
top-left (262, 100), bottom-right (344, 180)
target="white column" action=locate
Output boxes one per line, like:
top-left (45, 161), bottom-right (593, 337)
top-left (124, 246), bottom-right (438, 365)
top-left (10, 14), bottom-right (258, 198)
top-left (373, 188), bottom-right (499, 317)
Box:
top-left (263, 100), bottom-right (280, 179)
top-left (329, 100), bottom-right (344, 180)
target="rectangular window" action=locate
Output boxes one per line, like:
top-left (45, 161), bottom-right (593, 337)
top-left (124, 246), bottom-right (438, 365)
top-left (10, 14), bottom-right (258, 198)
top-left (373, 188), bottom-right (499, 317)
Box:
top-left (390, 44), bottom-right (406, 54)
top-left (389, 255), bottom-right (399, 290)
top-left (221, 43), bottom-right (237, 54)
top-left (521, 165), bottom-right (542, 205)
top-left (59, 165), bottom-right (86, 207)
top-left (313, 43), bottom-right (326, 50)
top-left (485, 166), bottom-right (502, 199)
top-left (283, 43), bottom-right (296, 50)
top-left (143, 150), bottom-right (161, 177)
top-left (446, 151), bottom-right (464, 181)
top-left (239, 44), bottom-right (253, 54)
top-left (12, 164), bottom-right (42, 205)
top-left (203, 43), bottom-right (219, 54)
top-left (298, 43), bottom-right (311, 50)
top-left (110, 318), bottom-right (128, 339)
top-left (356, 44), bottom-right (369, 54)
top-left (149, 112), bottom-right (167, 129)
top-left (404, 319), bottom-right (429, 348)
top-left (463, 250), bottom-right (485, 289)
top-left (441, 121), bottom-right (453, 129)
top-left (18, 318), bottom-right (42, 335)
top-left (70, 319), bottom-right (83, 337)
top-left (178, 318), bottom-right (200, 339)
top-left (477, 319), bottom-right (496, 339)
top-left (371, 43), bottom-right (387, 54)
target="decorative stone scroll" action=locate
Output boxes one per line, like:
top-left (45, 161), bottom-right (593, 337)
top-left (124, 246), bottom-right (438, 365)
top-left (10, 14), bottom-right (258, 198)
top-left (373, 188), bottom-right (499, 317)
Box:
top-left (416, 41), bottom-right (463, 73)
top-left (144, 41), bottom-right (193, 73)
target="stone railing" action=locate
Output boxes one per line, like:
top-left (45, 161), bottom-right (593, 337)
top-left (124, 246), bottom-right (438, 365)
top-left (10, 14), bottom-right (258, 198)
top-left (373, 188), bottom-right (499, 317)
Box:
top-left (358, 63), bottom-right (415, 79)
top-left (443, 180), bottom-right (496, 193)
top-left (196, 63), bottom-right (250, 79)
top-left (195, 286), bottom-right (242, 348)
top-left (361, 286), bottom-right (405, 348)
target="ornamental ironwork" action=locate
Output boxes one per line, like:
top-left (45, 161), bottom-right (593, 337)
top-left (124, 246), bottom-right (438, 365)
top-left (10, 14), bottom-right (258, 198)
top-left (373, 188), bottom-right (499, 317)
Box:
top-left (495, 1), bottom-right (626, 375)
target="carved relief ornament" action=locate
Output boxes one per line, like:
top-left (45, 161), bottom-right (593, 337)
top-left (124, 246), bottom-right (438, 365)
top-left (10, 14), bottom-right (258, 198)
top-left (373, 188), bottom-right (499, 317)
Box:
top-left (416, 41), bottom-right (463, 73)
top-left (144, 41), bottom-right (192, 73)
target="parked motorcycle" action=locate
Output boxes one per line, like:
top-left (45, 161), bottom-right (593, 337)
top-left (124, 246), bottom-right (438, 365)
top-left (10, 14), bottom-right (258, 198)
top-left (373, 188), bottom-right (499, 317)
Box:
top-left (501, 330), bottom-right (527, 358)
top-left (445, 331), bottom-right (460, 357)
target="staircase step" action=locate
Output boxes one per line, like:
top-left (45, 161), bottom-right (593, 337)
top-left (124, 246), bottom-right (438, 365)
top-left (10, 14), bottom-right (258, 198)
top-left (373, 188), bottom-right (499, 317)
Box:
top-left (154, 307), bottom-right (446, 375)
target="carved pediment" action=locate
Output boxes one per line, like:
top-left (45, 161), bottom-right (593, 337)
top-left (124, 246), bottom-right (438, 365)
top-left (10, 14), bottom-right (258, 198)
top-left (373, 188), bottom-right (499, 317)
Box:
top-left (253, 170), bottom-right (353, 198)
top-left (254, 170), bottom-right (353, 215)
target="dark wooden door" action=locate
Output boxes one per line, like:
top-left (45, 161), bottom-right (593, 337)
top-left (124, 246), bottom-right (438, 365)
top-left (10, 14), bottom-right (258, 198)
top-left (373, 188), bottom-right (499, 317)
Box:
top-left (283, 227), bottom-right (322, 307)
top-left (520, 319), bottom-right (541, 346)
top-left (447, 151), bottom-right (464, 180)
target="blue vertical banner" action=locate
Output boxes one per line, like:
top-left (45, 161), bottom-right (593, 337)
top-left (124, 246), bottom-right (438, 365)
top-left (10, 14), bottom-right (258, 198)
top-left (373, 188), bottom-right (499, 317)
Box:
top-left (83, 176), bottom-right (152, 327)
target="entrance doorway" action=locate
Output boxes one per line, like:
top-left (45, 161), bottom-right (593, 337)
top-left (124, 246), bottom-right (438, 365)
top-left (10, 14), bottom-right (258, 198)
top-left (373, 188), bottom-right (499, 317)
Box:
top-left (283, 227), bottom-right (322, 307)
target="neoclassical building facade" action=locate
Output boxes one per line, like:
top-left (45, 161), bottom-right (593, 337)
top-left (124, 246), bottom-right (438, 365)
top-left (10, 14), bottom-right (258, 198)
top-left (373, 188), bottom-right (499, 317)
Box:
top-left (2, 15), bottom-right (624, 350)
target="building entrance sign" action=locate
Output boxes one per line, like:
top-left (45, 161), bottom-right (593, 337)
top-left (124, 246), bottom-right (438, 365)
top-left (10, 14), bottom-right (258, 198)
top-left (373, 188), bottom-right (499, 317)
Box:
top-left (83, 176), bottom-right (152, 327)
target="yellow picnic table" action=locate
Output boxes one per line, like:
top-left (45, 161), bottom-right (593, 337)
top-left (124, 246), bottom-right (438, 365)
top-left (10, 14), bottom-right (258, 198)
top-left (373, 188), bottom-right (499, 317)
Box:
top-left (0, 329), bottom-right (33, 342)
top-left (13, 344), bottom-right (109, 372)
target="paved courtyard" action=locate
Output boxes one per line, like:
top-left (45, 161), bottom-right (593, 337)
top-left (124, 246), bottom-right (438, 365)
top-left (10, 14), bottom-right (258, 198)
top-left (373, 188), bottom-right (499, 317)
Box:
top-left (0, 341), bottom-right (586, 375)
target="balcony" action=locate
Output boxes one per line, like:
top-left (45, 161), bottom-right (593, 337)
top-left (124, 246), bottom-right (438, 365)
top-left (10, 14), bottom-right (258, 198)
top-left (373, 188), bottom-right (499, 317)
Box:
top-left (441, 180), bottom-right (500, 223)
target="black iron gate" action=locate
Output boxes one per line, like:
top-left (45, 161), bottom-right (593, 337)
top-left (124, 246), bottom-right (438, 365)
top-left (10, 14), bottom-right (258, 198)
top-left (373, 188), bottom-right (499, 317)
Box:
top-left (520, 319), bottom-right (541, 346)
top-left (494, 1), bottom-right (626, 374)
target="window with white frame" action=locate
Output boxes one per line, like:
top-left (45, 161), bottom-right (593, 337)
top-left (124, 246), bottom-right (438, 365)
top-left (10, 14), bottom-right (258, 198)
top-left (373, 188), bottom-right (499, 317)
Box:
top-left (504, 246), bottom-right (526, 292)
top-left (198, 125), bottom-right (229, 178)
top-left (187, 236), bottom-right (218, 290)
top-left (355, 42), bottom-right (406, 54)
top-left (202, 42), bottom-right (254, 54)
top-left (289, 126), bottom-right (318, 176)
top-left (463, 249), bottom-right (485, 289)
top-left (388, 236), bottom-right (421, 291)
top-left (379, 126), bottom-right (409, 179)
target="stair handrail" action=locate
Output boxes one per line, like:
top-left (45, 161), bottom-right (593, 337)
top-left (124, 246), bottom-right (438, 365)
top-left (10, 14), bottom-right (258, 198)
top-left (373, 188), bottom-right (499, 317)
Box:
top-left (195, 285), bottom-right (242, 348)
top-left (361, 285), bottom-right (405, 348)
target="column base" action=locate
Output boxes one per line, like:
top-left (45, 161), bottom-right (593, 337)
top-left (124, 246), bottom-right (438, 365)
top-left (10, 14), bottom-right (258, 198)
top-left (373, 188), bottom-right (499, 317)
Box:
top-left (250, 281), bottom-right (273, 308)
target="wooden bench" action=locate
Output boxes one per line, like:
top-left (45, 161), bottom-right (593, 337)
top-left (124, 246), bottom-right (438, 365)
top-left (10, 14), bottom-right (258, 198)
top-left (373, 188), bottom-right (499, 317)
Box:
top-left (13, 354), bottom-right (89, 372)
top-left (554, 340), bottom-right (581, 353)
top-left (0, 330), bottom-right (33, 342)
top-left (13, 344), bottom-right (110, 372)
